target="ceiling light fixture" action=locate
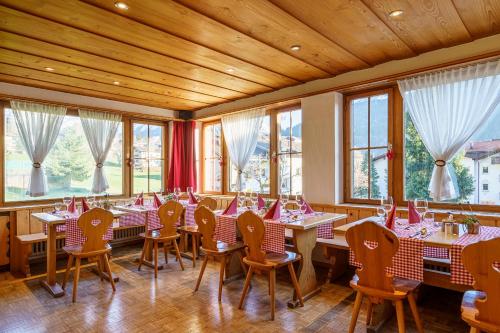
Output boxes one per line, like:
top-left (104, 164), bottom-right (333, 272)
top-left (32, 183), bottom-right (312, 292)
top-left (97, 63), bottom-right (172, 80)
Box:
top-left (226, 68), bottom-right (235, 73)
top-left (290, 45), bottom-right (301, 52)
top-left (114, 2), bottom-right (129, 10)
top-left (44, 67), bottom-right (54, 72)
top-left (113, 81), bottom-right (120, 85)
top-left (389, 9), bottom-right (404, 18)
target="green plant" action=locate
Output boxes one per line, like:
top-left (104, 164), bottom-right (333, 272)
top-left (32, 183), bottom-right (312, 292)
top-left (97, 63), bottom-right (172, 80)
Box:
top-left (265, 199), bottom-right (272, 210)
top-left (462, 215), bottom-right (479, 226)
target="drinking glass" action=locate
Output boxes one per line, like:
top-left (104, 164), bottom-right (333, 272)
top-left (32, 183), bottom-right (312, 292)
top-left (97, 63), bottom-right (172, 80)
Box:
top-left (54, 202), bottom-right (64, 213)
top-left (280, 194), bottom-right (289, 213)
top-left (63, 196), bottom-right (71, 211)
top-left (414, 199), bottom-right (428, 224)
top-left (377, 206), bottom-right (386, 223)
top-left (250, 192), bottom-right (258, 210)
top-left (380, 196), bottom-right (393, 218)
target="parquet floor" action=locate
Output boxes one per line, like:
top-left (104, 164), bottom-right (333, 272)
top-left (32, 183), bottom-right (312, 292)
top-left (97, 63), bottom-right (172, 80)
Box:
top-left (0, 245), bottom-right (469, 333)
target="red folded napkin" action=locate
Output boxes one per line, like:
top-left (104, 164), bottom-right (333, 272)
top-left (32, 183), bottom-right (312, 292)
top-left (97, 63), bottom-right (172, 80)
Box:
top-left (264, 199), bottom-right (281, 220)
top-left (257, 195), bottom-right (265, 210)
top-left (153, 192), bottom-right (162, 208)
top-left (134, 192), bottom-right (144, 206)
top-left (299, 198), bottom-right (314, 214)
top-left (385, 203), bottom-right (397, 230)
top-left (408, 201), bottom-right (420, 224)
top-left (81, 198), bottom-right (90, 213)
top-left (67, 196), bottom-right (77, 214)
top-left (188, 191), bottom-right (198, 204)
top-left (223, 195), bottom-right (238, 215)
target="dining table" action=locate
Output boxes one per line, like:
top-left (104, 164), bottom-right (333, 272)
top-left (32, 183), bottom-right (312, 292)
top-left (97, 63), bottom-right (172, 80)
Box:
top-left (31, 209), bottom-right (127, 298)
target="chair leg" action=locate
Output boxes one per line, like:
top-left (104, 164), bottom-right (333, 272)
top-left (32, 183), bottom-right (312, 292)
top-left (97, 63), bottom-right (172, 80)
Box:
top-left (287, 262), bottom-right (304, 307)
top-left (192, 234), bottom-right (197, 268)
top-left (72, 257), bottom-right (81, 303)
top-left (102, 253), bottom-right (116, 292)
top-left (408, 293), bottom-right (424, 333)
top-left (469, 327), bottom-right (478, 333)
top-left (154, 240), bottom-right (159, 278)
top-left (173, 240), bottom-right (184, 271)
top-left (96, 256), bottom-right (104, 281)
top-left (218, 255), bottom-right (226, 302)
top-left (348, 291), bottom-right (363, 333)
top-left (195, 256), bottom-right (209, 291)
top-left (138, 239), bottom-right (148, 271)
top-left (62, 254), bottom-right (73, 290)
top-left (163, 242), bottom-right (169, 265)
top-left (395, 300), bottom-right (406, 333)
top-left (237, 250), bottom-right (248, 275)
top-left (270, 269), bottom-right (276, 321)
top-left (366, 301), bottom-right (373, 325)
top-left (238, 266), bottom-right (254, 309)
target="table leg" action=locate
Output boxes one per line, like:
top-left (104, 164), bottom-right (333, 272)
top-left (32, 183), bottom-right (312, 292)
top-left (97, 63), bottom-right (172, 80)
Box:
top-left (288, 227), bottom-right (320, 308)
top-left (40, 224), bottom-right (65, 297)
top-left (140, 239), bottom-right (163, 270)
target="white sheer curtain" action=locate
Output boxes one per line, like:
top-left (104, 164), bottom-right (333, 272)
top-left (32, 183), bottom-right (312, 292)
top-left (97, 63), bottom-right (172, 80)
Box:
top-left (222, 108), bottom-right (265, 191)
top-left (10, 100), bottom-right (66, 197)
top-left (398, 60), bottom-right (500, 201)
top-left (78, 109), bottom-right (121, 193)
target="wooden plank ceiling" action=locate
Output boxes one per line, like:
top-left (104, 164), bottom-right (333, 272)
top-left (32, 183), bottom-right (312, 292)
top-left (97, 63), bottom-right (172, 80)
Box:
top-left (0, 0), bottom-right (499, 111)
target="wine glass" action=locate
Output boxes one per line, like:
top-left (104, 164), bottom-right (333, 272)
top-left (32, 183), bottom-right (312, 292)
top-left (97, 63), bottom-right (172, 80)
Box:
top-left (377, 206), bottom-right (386, 223)
top-left (174, 187), bottom-right (181, 201)
top-left (250, 192), bottom-right (258, 210)
top-left (414, 199), bottom-right (428, 224)
top-left (280, 193), bottom-right (289, 213)
top-left (237, 191), bottom-right (245, 208)
top-left (380, 196), bottom-right (393, 218)
top-left (298, 196), bottom-right (307, 217)
top-left (54, 201), bottom-right (63, 214)
top-left (86, 194), bottom-right (95, 207)
top-left (187, 186), bottom-right (193, 194)
top-left (63, 196), bottom-right (71, 211)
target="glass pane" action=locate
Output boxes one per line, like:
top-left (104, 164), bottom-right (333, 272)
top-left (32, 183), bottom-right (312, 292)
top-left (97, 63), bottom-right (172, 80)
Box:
top-left (148, 125), bottom-right (163, 159)
top-left (149, 159), bottom-right (163, 192)
top-left (351, 98), bottom-right (368, 148)
top-left (5, 110), bottom-right (123, 201)
top-left (351, 149), bottom-right (369, 199)
top-left (133, 123), bottom-right (148, 159)
top-left (291, 154), bottom-right (302, 194)
top-left (203, 123), bottom-right (222, 192)
top-left (370, 94), bottom-right (388, 147)
top-left (133, 159), bottom-right (148, 194)
top-left (203, 125), bottom-right (214, 159)
top-left (291, 110), bottom-right (302, 153)
top-left (279, 154), bottom-right (291, 194)
top-left (278, 112), bottom-right (291, 153)
top-left (370, 148), bottom-right (387, 200)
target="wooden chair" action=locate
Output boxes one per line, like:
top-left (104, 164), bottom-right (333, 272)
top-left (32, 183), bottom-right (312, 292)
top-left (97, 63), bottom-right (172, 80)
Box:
top-left (461, 237), bottom-right (500, 333)
top-left (138, 200), bottom-right (184, 277)
top-left (61, 208), bottom-right (116, 302)
top-left (194, 205), bottom-right (246, 301)
top-left (179, 196), bottom-right (218, 267)
top-left (236, 211), bottom-right (303, 320)
top-left (345, 220), bottom-right (424, 333)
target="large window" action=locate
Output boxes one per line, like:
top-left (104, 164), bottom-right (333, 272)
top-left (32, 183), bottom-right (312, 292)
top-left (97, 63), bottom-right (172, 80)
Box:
top-left (404, 105), bottom-right (500, 205)
top-left (132, 123), bottom-right (164, 194)
top-left (203, 122), bottom-right (222, 192)
top-left (4, 109), bottom-right (123, 201)
top-left (228, 115), bottom-right (271, 193)
top-left (278, 109), bottom-right (302, 194)
top-left (346, 91), bottom-right (390, 202)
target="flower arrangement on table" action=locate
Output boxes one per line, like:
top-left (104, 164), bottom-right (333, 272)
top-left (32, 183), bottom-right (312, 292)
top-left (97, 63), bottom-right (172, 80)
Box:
top-left (459, 203), bottom-right (480, 234)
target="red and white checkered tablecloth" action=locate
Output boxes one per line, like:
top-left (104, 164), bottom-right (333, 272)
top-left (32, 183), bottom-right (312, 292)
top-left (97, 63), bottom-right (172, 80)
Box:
top-left (65, 216), bottom-right (113, 247)
top-left (118, 211), bottom-right (146, 227)
top-left (184, 204), bottom-right (197, 226)
top-left (450, 226), bottom-right (500, 285)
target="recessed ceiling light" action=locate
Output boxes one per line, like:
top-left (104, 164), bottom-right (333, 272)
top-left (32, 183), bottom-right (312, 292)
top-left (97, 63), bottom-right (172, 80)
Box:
top-left (114, 2), bottom-right (128, 10)
top-left (226, 68), bottom-right (235, 73)
top-left (44, 67), bottom-right (54, 72)
top-left (290, 45), bottom-right (301, 52)
top-left (389, 10), bottom-right (404, 18)
top-left (113, 81), bottom-right (120, 85)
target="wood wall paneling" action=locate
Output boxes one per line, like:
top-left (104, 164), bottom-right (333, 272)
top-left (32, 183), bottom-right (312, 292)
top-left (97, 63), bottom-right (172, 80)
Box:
top-left (0, 216), bottom-right (9, 265)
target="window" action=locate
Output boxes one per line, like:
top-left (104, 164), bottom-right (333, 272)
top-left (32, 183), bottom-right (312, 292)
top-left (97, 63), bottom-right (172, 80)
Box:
top-left (4, 108), bottom-right (123, 201)
top-left (203, 122), bottom-right (222, 192)
top-left (346, 91), bottom-right (390, 201)
top-left (132, 123), bottom-right (164, 194)
top-left (277, 109), bottom-right (302, 194)
top-left (228, 115), bottom-right (271, 193)
top-left (404, 104), bottom-right (500, 205)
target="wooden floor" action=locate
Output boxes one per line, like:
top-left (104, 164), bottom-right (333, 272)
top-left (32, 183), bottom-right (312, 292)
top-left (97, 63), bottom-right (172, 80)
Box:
top-left (0, 245), bottom-right (469, 333)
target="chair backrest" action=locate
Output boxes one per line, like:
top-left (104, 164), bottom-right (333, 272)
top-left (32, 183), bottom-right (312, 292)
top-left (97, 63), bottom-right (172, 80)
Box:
top-left (77, 207), bottom-right (114, 253)
top-left (158, 200), bottom-right (184, 237)
top-left (462, 237), bottom-right (500, 326)
top-left (345, 220), bottom-right (399, 292)
top-left (194, 205), bottom-right (218, 251)
top-left (237, 211), bottom-right (266, 263)
top-left (197, 197), bottom-right (217, 211)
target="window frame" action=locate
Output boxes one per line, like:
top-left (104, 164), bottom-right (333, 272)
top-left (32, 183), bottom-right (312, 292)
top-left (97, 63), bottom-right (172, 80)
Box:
top-left (344, 87), bottom-right (394, 205)
top-left (201, 120), bottom-right (224, 194)
top-left (276, 107), bottom-right (302, 195)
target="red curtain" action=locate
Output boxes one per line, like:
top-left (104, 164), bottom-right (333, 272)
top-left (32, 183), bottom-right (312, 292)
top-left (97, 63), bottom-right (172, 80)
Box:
top-left (167, 121), bottom-right (197, 192)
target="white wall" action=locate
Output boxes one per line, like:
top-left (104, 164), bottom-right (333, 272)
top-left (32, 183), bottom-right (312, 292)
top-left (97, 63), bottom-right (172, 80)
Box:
top-left (0, 82), bottom-right (178, 118)
top-left (301, 91), bottom-right (343, 205)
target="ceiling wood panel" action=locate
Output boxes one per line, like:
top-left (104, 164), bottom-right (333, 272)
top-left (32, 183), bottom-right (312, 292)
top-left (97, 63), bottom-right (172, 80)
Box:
top-left (176, 0), bottom-right (369, 73)
top-left (0, 63), bottom-right (208, 110)
top-left (452, 0), bottom-right (500, 37)
top-left (82, 0), bottom-right (328, 82)
top-left (363, 0), bottom-right (472, 52)
top-left (0, 6), bottom-right (271, 95)
top-left (1, 0), bottom-right (307, 86)
top-left (0, 31), bottom-right (246, 101)
top-left (0, 48), bottom-right (226, 105)
top-left (269, 0), bottom-right (415, 64)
